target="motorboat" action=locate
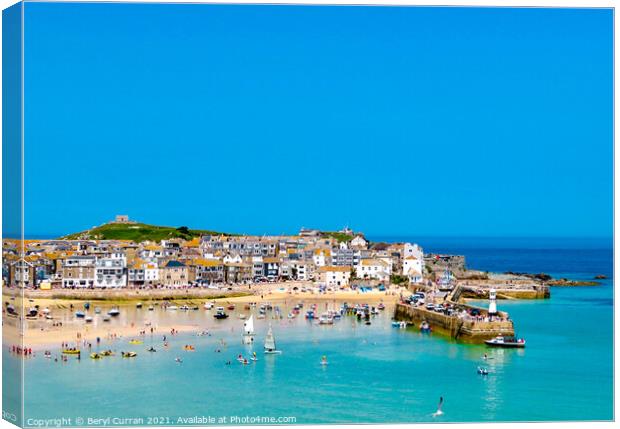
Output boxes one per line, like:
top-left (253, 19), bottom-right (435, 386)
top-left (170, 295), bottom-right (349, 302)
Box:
top-left (85, 316), bottom-right (93, 323)
top-left (214, 307), bottom-right (229, 319)
top-left (136, 302), bottom-right (143, 309)
top-left (167, 306), bottom-right (178, 311)
top-left (148, 305), bottom-right (154, 311)
top-left (420, 321), bottom-right (431, 333)
top-left (204, 302), bottom-right (214, 310)
top-left (75, 311), bottom-right (85, 318)
top-left (477, 367), bottom-right (489, 375)
top-left (107, 308), bottom-right (120, 317)
top-left (484, 336), bottom-right (526, 348)
top-left (121, 351), bottom-right (137, 358)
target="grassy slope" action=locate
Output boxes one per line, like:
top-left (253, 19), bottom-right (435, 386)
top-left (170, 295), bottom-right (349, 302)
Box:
top-left (61, 222), bottom-right (235, 242)
top-left (321, 231), bottom-right (354, 243)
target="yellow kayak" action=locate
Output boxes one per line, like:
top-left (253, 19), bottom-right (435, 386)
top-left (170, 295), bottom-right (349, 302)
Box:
top-left (129, 340), bottom-right (143, 345)
top-left (100, 350), bottom-right (115, 357)
top-left (90, 353), bottom-right (102, 359)
top-left (122, 351), bottom-right (137, 358)
top-left (62, 349), bottom-right (81, 355)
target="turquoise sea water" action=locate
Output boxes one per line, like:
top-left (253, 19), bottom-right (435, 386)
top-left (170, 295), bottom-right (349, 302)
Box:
top-left (5, 238), bottom-right (614, 424)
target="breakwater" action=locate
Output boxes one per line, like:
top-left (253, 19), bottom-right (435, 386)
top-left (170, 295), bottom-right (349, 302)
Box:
top-left (394, 303), bottom-right (515, 342)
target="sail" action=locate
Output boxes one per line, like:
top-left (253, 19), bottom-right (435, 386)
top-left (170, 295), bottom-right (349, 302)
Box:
top-left (244, 315), bottom-right (255, 335)
top-left (264, 326), bottom-right (276, 351)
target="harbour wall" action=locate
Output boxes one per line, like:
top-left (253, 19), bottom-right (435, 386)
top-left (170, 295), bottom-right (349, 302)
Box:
top-left (394, 303), bottom-right (515, 342)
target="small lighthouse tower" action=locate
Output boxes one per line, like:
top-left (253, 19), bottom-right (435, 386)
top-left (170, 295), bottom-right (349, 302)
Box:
top-left (488, 288), bottom-right (497, 315)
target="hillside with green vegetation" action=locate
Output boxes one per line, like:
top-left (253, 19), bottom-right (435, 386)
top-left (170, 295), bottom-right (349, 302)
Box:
top-left (321, 231), bottom-right (354, 243)
top-left (61, 222), bottom-right (236, 242)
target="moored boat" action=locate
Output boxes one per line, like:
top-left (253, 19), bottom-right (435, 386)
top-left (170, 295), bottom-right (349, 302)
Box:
top-left (108, 308), bottom-right (120, 317)
top-left (214, 307), bottom-right (229, 319)
top-left (484, 335), bottom-right (526, 348)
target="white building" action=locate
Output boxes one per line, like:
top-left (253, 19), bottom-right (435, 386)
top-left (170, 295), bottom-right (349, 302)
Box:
top-left (355, 259), bottom-right (391, 281)
top-left (317, 266), bottom-right (351, 287)
top-left (403, 256), bottom-right (424, 284)
top-left (312, 249), bottom-right (330, 267)
top-left (94, 253), bottom-right (127, 288)
top-left (350, 235), bottom-right (368, 249)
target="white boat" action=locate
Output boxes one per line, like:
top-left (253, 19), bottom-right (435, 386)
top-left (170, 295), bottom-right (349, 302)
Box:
top-left (94, 307), bottom-right (101, 314)
top-left (239, 314), bottom-right (247, 320)
top-left (85, 316), bottom-right (93, 323)
top-left (148, 305), bottom-right (154, 311)
top-left (204, 302), bottom-right (214, 310)
top-left (107, 308), bottom-right (120, 317)
top-left (242, 315), bottom-right (255, 344)
top-left (167, 305), bottom-right (178, 311)
top-left (42, 308), bottom-right (51, 315)
top-left (264, 325), bottom-right (281, 354)
top-left (318, 312), bottom-right (334, 325)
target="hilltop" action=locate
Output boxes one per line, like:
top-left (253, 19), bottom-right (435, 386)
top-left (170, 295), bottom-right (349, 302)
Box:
top-left (61, 222), bottom-right (236, 242)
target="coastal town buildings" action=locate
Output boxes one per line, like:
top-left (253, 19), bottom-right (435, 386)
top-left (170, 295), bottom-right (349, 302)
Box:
top-left (2, 225), bottom-right (434, 290)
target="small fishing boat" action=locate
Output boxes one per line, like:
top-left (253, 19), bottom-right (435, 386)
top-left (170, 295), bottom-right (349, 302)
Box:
top-left (84, 302), bottom-right (90, 310)
top-left (420, 321), bottom-right (431, 333)
top-left (94, 307), bottom-right (101, 314)
top-left (204, 302), bottom-right (214, 310)
top-left (121, 351), bottom-right (137, 358)
top-left (84, 316), bottom-right (93, 323)
top-left (183, 345), bottom-right (195, 351)
top-left (320, 355), bottom-right (328, 366)
top-left (305, 310), bottom-right (315, 320)
top-left (147, 347), bottom-right (157, 352)
top-left (227, 304), bottom-right (236, 310)
top-left (100, 350), bottom-right (114, 357)
top-left (484, 335), bottom-right (526, 348)
top-left (377, 303), bottom-right (385, 311)
top-left (136, 302), bottom-right (143, 309)
top-left (264, 325), bottom-right (281, 354)
top-left (477, 367), bottom-right (489, 375)
top-left (239, 314), bottom-right (247, 320)
top-left (148, 305), bottom-right (154, 311)
top-left (102, 316), bottom-right (111, 322)
top-left (179, 305), bottom-right (190, 311)
top-left (214, 307), bottom-right (229, 319)
top-left (108, 308), bottom-right (120, 317)
top-left (167, 305), bottom-right (178, 311)
top-left (42, 307), bottom-right (51, 315)
top-left (26, 307), bottom-right (38, 318)
top-left (90, 353), bottom-right (102, 359)
top-left (75, 311), bottom-right (85, 318)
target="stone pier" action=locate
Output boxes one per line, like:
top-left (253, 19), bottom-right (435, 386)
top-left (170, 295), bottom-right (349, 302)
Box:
top-left (394, 303), bottom-right (515, 343)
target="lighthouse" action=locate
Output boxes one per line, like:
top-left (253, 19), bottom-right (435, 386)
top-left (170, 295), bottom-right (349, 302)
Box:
top-left (488, 288), bottom-right (497, 315)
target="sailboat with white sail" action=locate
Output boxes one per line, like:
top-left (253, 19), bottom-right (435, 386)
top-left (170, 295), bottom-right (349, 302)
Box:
top-left (242, 315), bottom-right (255, 344)
top-left (264, 325), bottom-right (282, 354)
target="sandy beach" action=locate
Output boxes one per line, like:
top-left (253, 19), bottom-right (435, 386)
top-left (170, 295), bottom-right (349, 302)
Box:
top-left (3, 284), bottom-right (407, 350)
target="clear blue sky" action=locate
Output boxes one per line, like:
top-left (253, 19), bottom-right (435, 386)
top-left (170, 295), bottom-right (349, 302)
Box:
top-left (22, 3), bottom-right (612, 238)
